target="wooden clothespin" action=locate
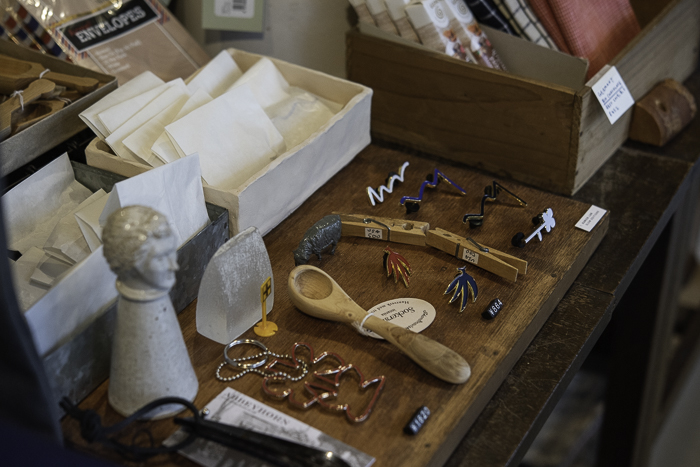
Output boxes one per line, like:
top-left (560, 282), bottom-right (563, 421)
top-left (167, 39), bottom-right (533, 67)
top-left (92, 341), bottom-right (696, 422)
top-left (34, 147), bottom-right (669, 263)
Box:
top-left (336, 213), bottom-right (429, 246)
top-left (426, 228), bottom-right (527, 282)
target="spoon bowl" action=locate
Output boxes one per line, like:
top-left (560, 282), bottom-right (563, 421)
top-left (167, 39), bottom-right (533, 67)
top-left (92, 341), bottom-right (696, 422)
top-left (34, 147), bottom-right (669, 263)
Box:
top-left (288, 265), bottom-right (471, 384)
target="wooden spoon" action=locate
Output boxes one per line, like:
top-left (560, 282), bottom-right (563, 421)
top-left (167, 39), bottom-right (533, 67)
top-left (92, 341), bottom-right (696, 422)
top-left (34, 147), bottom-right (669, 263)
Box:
top-left (288, 265), bottom-right (472, 384)
top-left (0, 55), bottom-right (99, 94)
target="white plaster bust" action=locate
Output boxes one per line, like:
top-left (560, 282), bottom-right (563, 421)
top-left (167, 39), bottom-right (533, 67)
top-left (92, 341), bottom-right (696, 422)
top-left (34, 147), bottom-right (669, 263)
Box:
top-left (102, 205), bottom-right (179, 301)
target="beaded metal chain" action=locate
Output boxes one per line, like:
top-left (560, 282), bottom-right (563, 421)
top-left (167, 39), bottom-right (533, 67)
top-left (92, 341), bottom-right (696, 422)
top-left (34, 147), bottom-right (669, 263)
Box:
top-left (216, 338), bottom-right (309, 382)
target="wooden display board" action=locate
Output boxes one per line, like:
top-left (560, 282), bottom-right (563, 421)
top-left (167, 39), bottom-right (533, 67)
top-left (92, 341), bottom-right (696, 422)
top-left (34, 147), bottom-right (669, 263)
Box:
top-left (62, 145), bottom-right (608, 466)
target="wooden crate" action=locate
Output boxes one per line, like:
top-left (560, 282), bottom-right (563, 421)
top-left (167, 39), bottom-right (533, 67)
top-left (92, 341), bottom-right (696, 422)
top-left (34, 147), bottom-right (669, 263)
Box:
top-left (0, 40), bottom-right (117, 176)
top-left (346, 0), bottom-right (700, 195)
top-left (86, 48), bottom-right (372, 238)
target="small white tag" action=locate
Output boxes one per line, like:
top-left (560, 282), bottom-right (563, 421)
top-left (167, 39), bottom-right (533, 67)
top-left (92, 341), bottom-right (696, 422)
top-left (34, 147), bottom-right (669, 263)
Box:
top-left (364, 227), bottom-right (383, 240)
top-left (575, 205), bottom-right (606, 232)
top-left (364, 298), bottom-right (436, 340)
top-left (215, 0), bottom-right (256, 18)
top-left (461, 248), bottom-right (479, 265)
top-left (591, 66), bottom-right (635, 125)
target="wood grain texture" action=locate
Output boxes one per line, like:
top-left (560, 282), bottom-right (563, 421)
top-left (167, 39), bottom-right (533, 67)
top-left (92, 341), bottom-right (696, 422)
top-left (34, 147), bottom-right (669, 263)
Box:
top-left (628, 79), bottom-right (697, 146)
top-left (346, 30), bottom-right (578, 194)
top-left (338, 213), bottom-right (430, 246)
top-left (426, 227), bottom-right (525, 282)
top-left (572, 0), bottom-right (700, 193)
top-left (61, 144), bottom-right (607, 466)
top-left (347, 0), bottom-right (700, 196)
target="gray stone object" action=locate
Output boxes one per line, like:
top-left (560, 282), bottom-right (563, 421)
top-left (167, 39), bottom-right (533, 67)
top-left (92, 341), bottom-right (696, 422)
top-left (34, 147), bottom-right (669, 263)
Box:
top-left (196, 226), bottom-right (274, 344)
top-left (293, 214), bottom-right (342, 266)
top-left (102, 205), bottom-right (198, 419)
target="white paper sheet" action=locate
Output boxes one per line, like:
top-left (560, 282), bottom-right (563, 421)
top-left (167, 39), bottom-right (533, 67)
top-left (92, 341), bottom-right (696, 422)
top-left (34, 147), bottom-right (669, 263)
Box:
top-left (24, 246), bottom-right (118, 357)
top-left (106, 80), bottom-right (190, 163)
top-left (99, 154), bottom-right (210, 247)
top-left (2, 154), bottom-right (93, 255)
top-left (74, 189), bottom-right (109, 252)
top-left (122, 95), bottom-right (190, 166)
top-left (226, 57), bottom-right (291, 110)
top-left (30, 253), bottom-right (73, 287)
top-left (151, 89), bottom-right (213, 165)
top-left (97, 81), bottom-right (171, 136)
top-left (44, 189), bottom-right (106, 265)
top-left (267, 87), bottom-right (338, 149)
top-left (165, 85), bottom-right (286, 190)
top-left (165, 388), bottom-right (375, 467)
top-left (186, 50), bottom-right (243, 98)
top-left (79, 71), bottom-right (164, 139)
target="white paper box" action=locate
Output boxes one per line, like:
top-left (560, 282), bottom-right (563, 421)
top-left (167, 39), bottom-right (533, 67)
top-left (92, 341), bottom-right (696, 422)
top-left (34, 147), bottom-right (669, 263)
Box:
top-left (86, 48), bottom-right (373, 236)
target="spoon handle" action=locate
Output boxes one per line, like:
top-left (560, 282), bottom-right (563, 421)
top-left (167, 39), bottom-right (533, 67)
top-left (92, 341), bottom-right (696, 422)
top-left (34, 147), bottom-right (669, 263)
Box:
top-left (363, 315), bottom-right (471, 384)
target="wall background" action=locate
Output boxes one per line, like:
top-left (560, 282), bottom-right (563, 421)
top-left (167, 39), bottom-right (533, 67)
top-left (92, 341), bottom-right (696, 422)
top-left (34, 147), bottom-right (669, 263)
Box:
top-left (173, 0), bottom-right (354, 78)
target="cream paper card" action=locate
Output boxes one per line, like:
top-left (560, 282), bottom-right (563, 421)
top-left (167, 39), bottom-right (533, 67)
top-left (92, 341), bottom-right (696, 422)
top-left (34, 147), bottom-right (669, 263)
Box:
top-left (106, 80), bottom-right (190, 163)
top-left (186, 50), bottom-right (243, 98)
top-left (266, 87), bottom-right (338, 149)
top-left (165, 84), bottom-right (286, 190)
top-left (151, 89), bottom-right (213, 165)
top-left (99, 154), bottom-right (210, 247)
top-left (122, 95), bottom-right (190, 167)
top-left (30, 253), bottom-right (73, 288)
top-left (97, 81), bottom-right (171, 135)
top-left (43, 189), bottom-right (107, 265)
top-left (226, 57), bottom-right (291, 110)
top-left (80, 72), bottom-right (164, 139)
top-left (75, 189), bottom-right (110, 252)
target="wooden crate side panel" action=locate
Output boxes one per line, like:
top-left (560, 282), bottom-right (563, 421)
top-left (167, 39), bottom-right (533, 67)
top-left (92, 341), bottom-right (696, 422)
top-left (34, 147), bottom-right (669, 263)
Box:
top-left (573, 0), bottom-right (700, 193)
top-left (347, 32), bottom-right (577, 194)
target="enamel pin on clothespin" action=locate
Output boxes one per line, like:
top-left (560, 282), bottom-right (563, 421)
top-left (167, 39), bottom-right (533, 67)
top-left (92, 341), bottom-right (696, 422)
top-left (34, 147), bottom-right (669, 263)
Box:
top-left (336, 213), bottom-right (430, 246)
top-left (254, 277), bottom-right (277, 337)
top-left (511, 208), bottom-right (556, 248)
top-left (426, 228), bottom-right (527, 282)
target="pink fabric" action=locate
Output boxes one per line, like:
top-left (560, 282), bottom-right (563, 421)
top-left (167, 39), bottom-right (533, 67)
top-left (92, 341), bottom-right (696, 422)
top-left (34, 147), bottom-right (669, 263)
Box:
top-left (528, 0), bottom-right (641, 78)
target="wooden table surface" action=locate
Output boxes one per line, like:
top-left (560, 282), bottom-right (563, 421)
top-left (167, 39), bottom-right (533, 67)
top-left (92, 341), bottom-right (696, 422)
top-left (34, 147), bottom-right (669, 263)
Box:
top-left (61, 68), bottom-right (700, 466)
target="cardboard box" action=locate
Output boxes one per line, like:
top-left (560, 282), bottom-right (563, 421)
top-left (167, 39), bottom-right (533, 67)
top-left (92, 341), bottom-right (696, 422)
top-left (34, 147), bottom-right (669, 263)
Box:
top-left (346, 0), bottom-right (700, 195)
top-left (86, 48), bottom-right (373, 237)
top-left (25, 161), bottom-right (228, 409)
top-left (0, 41), bottom-right (117, 177)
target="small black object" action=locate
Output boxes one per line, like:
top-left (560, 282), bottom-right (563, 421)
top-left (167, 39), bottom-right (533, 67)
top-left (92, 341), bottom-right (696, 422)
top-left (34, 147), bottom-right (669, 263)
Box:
top-left (511, 232), bottom-right (526, 248)
top-left (404, 405), bottom-right (431, 435)
top-left (463, 181), bottom-right (527, 228)
top-left (7, 249), bottom-right (21, 261)
top-left (482, 298), bottom-right (504, 320)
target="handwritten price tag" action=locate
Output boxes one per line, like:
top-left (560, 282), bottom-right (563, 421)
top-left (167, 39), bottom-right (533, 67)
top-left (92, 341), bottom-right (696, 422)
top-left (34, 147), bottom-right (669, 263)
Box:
top-left (462, 248), bottom-right (479, 265)
top-left (365, 227), bottom-right (383, 239)
top-left (592, 66), bottom-right (635, 125)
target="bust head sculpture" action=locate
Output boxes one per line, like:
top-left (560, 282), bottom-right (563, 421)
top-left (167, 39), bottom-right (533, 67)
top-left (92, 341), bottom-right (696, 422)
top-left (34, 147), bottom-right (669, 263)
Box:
top-left (103, 205), bottom-right (178, 299)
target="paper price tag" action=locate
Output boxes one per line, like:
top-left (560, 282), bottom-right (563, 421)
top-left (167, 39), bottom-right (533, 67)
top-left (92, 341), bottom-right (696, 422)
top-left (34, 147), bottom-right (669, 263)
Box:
top-left (364, 299), bottom-right (436, 340)
top-left (364, 227), bottom-right (383, 240)
top-left (592, 66), bottom-right (635, 125)
top-left (575, 205), bottom-right (607, 232)
top-left (461, 248), bottom-right (479, 265)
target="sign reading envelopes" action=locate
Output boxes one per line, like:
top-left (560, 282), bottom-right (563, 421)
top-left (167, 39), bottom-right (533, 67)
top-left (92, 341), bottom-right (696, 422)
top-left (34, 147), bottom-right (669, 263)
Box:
top-left (86, 48), bottom-right (373, 236)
